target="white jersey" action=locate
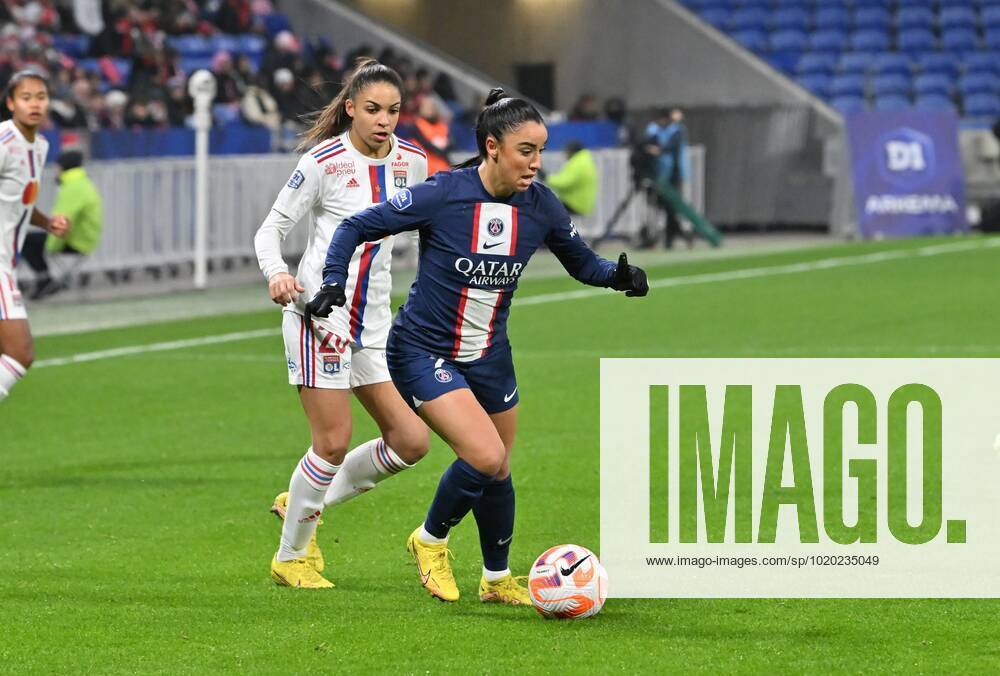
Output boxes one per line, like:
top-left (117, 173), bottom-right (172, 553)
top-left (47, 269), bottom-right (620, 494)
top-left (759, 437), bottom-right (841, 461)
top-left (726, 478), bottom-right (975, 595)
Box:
top-left (0, 119), bottom-right (48, 271)
top-left (255, 131), bottom-right (427, 348)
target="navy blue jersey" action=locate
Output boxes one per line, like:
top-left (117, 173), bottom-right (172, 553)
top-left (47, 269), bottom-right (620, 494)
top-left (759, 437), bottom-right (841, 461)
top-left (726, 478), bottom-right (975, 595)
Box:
top-left (324, 166), bottom-right (616, 362)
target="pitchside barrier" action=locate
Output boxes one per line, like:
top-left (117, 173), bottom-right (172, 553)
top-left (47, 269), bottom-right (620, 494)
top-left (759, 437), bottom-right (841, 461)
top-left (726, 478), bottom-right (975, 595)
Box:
top-left (30, 147), bottom-right (705, 283)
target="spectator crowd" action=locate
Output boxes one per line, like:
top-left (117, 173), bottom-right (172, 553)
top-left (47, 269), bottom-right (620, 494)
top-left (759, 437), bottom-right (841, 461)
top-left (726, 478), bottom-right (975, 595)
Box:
top-left (0, 0), bottom-right (472, 150)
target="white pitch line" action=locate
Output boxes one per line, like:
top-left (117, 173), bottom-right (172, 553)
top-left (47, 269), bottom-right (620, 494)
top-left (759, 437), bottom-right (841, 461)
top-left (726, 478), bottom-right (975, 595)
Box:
top-left (34, 328), bottom-right (280, 368)
top-left (517, 237), bottom-right (1000, 306)
top-left (33, 239), bottom-right (999, 369)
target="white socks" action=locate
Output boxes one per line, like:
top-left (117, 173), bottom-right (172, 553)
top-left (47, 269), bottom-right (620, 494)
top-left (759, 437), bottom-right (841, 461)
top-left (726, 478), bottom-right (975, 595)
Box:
top-left (324, 438), bottom-right (411, 507)
top-left (483, 567), bottom-right (511, 581)
top-left (418, 525), bottom-right (448, 545)
top-left (0, 355), bottom-right (26, 402)
top-left (277, 448), bottom-right (340, 562)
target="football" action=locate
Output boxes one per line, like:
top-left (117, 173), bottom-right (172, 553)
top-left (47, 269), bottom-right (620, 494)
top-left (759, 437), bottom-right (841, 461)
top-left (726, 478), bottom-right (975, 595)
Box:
top-left (528, 544), bottom-right (608, 619)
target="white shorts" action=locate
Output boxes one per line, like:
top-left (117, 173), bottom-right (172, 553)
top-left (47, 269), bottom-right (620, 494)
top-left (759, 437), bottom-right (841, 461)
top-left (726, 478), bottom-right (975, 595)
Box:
top-left (281, 310), bottom-right (390, 389)
top-left (0, 270), bottom-right (26, 321)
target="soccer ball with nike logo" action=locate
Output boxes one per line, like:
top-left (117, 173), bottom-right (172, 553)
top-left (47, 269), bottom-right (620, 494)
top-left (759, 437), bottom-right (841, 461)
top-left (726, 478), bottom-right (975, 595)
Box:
top-left (528, 544), bottom-right (608, 619)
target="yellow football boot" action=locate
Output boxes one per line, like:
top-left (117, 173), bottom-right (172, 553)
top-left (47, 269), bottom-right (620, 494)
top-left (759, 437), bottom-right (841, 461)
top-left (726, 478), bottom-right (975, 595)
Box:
top-left (406, 527), bottom-right (460, 602)
top-left (270, 491), bottom-right (325, 573)
top-left (270, 555), bottom-right (334, 589)
top-left (479, 574), bottom-right (532, 606)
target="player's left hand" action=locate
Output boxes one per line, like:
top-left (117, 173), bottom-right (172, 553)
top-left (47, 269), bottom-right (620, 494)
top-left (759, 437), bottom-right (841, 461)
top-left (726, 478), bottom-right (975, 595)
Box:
top-left (306, 283), bottom-right (347, 318)
top-left (612, 252), bottom-right (648, 297)
top-left (48, 215), bottom-right (70, 237)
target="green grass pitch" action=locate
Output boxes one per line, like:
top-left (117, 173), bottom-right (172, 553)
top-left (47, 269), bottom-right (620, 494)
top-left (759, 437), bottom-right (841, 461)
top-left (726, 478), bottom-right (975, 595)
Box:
top-left (2, 236), bottom-right (999, 673)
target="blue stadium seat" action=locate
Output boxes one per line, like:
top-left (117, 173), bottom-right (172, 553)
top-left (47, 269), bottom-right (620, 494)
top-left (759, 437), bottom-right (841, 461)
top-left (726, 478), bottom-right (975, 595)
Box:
top-left (873, 95), bottom-right (911, 111)
top-left (964, 53), bottom-right (1000, 77)
top-left (985, 28), bottom-right (1000, 51)
top-left (942, 28), bottom-right (980, 55)
top-left (963, 93), bottom-right (1000, 117)
top-left (796, 52), bottom-right (837, 76)
top-left (939, 0), bottom-right (971, 7)
top-left (873, 52), bottom-right (911, 76)
top-left (831, 95), bottom-right (866, 114)
top-left (960, 72), bottom-right (1000, 96)
top-left (730, 7), bottom-right (769, 31)
top-left (852, 7), bottom-right (891, 32)
top-left (111, 59), bottom-right (132, 83)
top-left (698, 8), bottom-right (730, 28)
top-left (169, 35), bottom-right (213, 57)
top-left (852, 0), bottom-right (891, 9)
top-left (181, 56), bottom-right (215, 73)
top-left (772, 7), bottom-right (809, 31)
top-left (773, 0), bottom-right (809, 7)
top-left (939, 7), bottom-right (977, 32)
top-left (260, 12), bottom-right (293, 37)
top-left (914, 73), bottom-right (953, 97)
top-left (769, 29), bottom-right (809, 52)
top-left (850, 29), bottom-right (890, 53)
top-left (831, 73), bottom-right (866, 97)
top-left (731, 29), bottom-right (768, 51)
top-left (76, 57), bottom-right (99, 74)
top-left (918, 53), bottom-right (959, 80)
top-left (897, 29), bottom-right (936, 55)
top-left (810, 29), bottom-right (850, 53)
top-left (983, 7), bottom-right (1000, 30)
top-left (838, 52), bottom-right (872, 76)
top-left (814, 7), bottom-right (850, 32)
top-left (895, 7), bottom-right (935, 32)
top-left (796, 73), bottom-right (833, 98)
top-left (212, 103), bottom-right (241, 126)
top-left (903, 0), bottom-right (936, 8)
top-left (915, 94), bottom-right (957, 113)
top-left (873, 73), bottom-right (911, 98)
top-left (53, 34), bottom-right (90, 58)
top-left (238, 35), bottom-right (266, 56)
top-left (212, 35), bottom-right (243, 53)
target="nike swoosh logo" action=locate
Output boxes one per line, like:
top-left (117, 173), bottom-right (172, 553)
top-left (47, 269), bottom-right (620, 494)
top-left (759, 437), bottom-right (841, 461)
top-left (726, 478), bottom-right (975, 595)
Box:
top-left (497, 535), bottom-right (513, 546)
top-left (504, 387), bottom-right (518, 403)
top-left (483, 241), bottom-right (504, 250)
top-left (559, 554), bottom-right (591, 577)
top-left (420, 567), bottom-right (431, 585)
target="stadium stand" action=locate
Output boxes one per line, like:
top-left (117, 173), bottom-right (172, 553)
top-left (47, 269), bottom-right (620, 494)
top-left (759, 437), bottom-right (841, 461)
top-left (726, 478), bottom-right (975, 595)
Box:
top-left (681, 0), bottom-right (1000, 120)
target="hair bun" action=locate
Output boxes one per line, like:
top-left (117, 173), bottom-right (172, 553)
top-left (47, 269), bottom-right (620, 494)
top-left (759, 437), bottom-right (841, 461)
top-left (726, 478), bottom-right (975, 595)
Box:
top-left (485, 87), bottom-right (507, 106)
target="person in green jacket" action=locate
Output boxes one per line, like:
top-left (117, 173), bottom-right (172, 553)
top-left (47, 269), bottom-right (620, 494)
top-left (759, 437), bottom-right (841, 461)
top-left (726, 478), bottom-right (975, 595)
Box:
top-left (544, 141), bottom-right (598, 216)
top-left (22, 150), bottom-right (103, 298)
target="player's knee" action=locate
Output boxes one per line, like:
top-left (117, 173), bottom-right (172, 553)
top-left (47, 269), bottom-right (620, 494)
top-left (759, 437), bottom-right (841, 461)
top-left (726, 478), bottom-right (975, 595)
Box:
top-left (311, 436), bottom-right (348, 465)
top-left (7, 344), bottom-right (34, 369)
top-left (388, 423), bottom-right (430, 464)
top-left (466, 443), bottom-right (505, 477)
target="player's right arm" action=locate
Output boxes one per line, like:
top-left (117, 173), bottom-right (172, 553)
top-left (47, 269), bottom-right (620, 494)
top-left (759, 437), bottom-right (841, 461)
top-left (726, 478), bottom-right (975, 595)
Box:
top-left (322, 173), bottom-right (447, 289)
top-left (254, 157), bottom-right (321, 305)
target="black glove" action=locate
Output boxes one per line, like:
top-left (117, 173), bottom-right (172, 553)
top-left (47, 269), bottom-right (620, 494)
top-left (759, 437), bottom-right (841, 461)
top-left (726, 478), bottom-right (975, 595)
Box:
top-left (611, 252), bottom-right (648, 297)
top-left (305, 283), bottom-right (347, 318)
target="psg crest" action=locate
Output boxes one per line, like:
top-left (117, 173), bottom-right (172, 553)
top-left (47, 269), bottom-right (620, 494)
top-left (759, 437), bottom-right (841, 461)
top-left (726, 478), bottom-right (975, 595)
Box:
top-left (487, 218), bottom-right (504, 237)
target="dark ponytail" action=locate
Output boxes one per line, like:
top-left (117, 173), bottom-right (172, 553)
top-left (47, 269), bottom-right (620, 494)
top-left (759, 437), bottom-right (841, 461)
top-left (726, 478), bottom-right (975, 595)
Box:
top-left (297, 57), bottom-right (403, 151)
top-left (455, 87), bottom-right (544, 168)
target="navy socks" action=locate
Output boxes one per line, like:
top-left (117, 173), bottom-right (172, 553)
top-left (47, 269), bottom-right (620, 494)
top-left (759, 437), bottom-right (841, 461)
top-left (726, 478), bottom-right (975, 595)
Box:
top-left (472, 474), bottom-right (515, 572)
top-left (423, 459), bottom-right (494, 539)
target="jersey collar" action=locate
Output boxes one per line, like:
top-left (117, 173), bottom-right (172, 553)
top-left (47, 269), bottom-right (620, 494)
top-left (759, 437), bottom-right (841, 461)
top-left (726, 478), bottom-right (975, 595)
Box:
top-left (340, 130), bottom-right (396, 165)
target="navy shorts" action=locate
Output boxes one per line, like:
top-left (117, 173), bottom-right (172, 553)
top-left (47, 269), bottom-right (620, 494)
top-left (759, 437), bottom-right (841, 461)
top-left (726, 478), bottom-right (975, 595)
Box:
top-left (386, 333), bottom-right (519, 414)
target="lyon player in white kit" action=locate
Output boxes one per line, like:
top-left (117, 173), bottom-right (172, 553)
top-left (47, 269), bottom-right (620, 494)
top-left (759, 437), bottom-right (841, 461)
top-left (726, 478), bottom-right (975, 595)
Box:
top-left (0, 71), bottom-right (69, 403)
top-left (254, 59), bottom-right (430, 588)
